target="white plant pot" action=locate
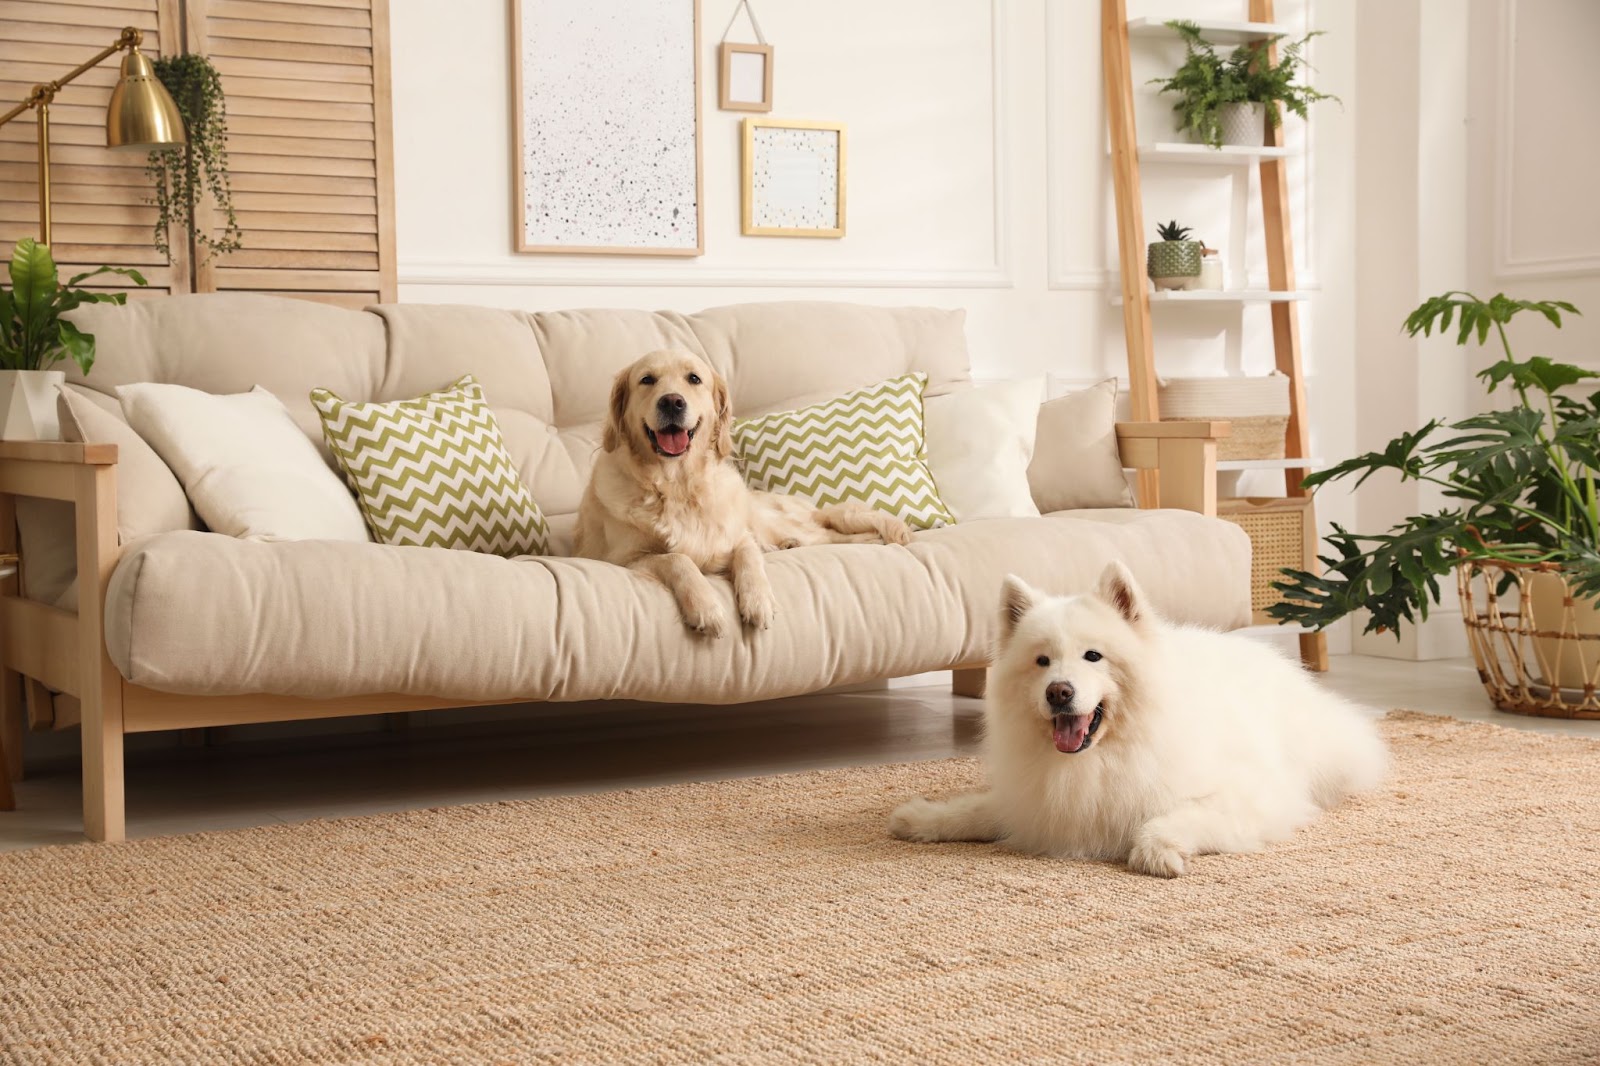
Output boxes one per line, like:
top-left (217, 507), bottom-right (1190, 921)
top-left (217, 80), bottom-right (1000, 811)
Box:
top-left (1216, 101), bottom-right (1267, 146)
top-left (1526, 570), bottom-right (1600, 690)
top-left (0, 370), bottom-right (65, 441)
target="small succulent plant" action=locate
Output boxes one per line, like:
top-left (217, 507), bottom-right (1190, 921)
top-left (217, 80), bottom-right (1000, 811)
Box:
top-left (1156, 220), bottom-right (1194, 242)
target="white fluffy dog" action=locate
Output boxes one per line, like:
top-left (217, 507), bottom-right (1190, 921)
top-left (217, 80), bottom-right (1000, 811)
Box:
top-left (889, 563), bottom-right (1388, 877)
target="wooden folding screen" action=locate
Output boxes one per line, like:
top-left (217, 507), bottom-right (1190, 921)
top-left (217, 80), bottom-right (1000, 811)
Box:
top-left (0, 0), bottom-right (395, 305)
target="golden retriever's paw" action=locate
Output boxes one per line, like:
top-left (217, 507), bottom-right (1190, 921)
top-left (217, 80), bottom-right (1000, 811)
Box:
top-left (879, 517), bottom-right (913, 546)
top-left (737, 586), bottom-right (776, 630)
top-left (1128, 838), bottom-right (1188, 879)
top-left (887, 798), bottom-right (943, 842)
top-left (682, 599), bottom-right (730, 639)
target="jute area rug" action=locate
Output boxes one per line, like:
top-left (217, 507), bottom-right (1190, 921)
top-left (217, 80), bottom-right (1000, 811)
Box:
top-left (2, 712), bottom-right (1598, 1064)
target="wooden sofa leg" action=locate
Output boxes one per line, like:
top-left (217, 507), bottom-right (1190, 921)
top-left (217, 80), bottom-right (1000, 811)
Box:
top-left (1, 671), bottom-right (21, 788)
top-left (952, 667), bottom-right (987, 699)
top-left (77, 463), bottom-right (124, 842)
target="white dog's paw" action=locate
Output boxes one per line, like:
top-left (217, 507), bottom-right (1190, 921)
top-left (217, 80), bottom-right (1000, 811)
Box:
top-left (888, 797), bottom-right (943, 842)
top-left (682, 598), bottom-right (729, 639)
top-left (737, 585), bottom-right (776, 630)
top-left (1128, 838), bottom-right (1188, 879)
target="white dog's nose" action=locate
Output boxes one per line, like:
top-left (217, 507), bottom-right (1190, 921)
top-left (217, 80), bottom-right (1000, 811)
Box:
top-left (1046, 681), bottom-right (1074, 708)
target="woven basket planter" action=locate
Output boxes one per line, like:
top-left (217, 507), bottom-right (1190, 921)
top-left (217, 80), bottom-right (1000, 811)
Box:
top-left (1158, 374), bottom-right (1290, 461)
top-left (1458, 559), bottom-right (1600, 719)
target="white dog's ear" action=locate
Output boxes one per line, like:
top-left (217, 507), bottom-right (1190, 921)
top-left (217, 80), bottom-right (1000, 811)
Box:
top-left (1096, 561), bottom-right (1145, 625)
top-left (711, 370), bottom-right (734, 460)
top-left (601, 368), bottom-right (630, 453)
top-left (1000, 574), bottom-right (1039, 637)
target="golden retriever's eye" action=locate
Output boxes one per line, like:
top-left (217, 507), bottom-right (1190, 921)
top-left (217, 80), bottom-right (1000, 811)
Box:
top-left (687, 373), bottom-right (702, 385)
top-left (640, 374), bottom-right (656, 386)
top-left (1036, 655), bottom-right (1050, 668)
top-left (1084, 650), bottom-right (1103, 663)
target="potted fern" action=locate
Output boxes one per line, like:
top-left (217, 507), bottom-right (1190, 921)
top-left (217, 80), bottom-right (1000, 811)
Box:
top-left (1270, 292), bottom-right (1600, 711)
top-left (1147, 220), bottom-right (1202, 290)
top-left (0, 239), bottom-right (145, 440)
top-left (1151, 20), bottom-right (1337, 148)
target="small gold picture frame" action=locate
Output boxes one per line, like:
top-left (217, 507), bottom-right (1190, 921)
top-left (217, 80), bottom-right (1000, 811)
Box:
top-left (741, 118), bottom-right (846, 238)
top-left (718, 42), bottom-right (772, 112)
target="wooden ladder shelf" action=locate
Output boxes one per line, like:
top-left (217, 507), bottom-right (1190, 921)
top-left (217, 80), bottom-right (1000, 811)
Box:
top-left (1102, 0), bottom-right (1328, 671)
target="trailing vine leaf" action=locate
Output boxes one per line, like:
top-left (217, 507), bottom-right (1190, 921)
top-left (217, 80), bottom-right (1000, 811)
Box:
top-left (146, 54), bottom-right (242, 264)
top-left (1272, 291), bottom-right (1600, 636)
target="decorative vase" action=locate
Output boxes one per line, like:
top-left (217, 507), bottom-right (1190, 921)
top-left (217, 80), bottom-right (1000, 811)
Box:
top-left (1216, 101), bottom-right (1267, 146)
top-left (0, 370), bottom-right (65, 441)
top-left (1147, 240), bottom-right (1202, 290)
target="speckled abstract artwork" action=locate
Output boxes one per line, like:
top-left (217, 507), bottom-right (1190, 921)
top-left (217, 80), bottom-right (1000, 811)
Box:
top-left (518, 0), bottom-right (700, 253)
top-left (749, 125), bottom-right (840, 232)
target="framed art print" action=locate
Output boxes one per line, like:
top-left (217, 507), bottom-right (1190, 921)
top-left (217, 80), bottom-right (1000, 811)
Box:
top-left (719, 42), bottom-right (772, 111)
top-left (512, 0), bottom-right (703, 255)
top-left (741, 118), bottom-right (846, 238)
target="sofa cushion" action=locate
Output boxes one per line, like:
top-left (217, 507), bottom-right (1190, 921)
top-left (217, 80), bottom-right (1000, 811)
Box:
top-left (103, 510), bottom-right (1250, 701)
top-left (313, 375), bottom-right (551, 556)
top-left (733, 372), bottom-right (954, 531)
top-left (925, 378), bottom-right (1044, 522)
top-left (119, 383), bottom-right (370, 542)
top-left (1028, 379), bottom-right (1136, 511)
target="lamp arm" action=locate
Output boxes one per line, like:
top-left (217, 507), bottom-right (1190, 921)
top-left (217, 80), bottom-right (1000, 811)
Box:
top-left (0, 28), bottom-right (143, 128)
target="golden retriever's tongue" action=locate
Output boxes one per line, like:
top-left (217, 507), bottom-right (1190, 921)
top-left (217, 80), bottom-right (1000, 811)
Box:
top-left (655, 427), bottom-right (690, 456)
top-left (1052, 712), bottom-right (1092, 754)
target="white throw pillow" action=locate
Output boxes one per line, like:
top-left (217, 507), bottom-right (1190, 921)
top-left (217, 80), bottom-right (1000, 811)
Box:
top-left (118, 383), bottom-right (369, 542)
top-left (924, 377), bottom-right (1044, 522)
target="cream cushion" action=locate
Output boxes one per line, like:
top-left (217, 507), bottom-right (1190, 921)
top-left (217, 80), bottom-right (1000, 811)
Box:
top-left (925, 378), bottom-right (1044, 522)
top-left (60, 386), bottom-right (198, 543)
top-left (118, 383), bottom-right (369, 542)
top-left (1027, 379), bottom-right (1136, 511)
top-left (104, 511), bottom-right (1251, 700)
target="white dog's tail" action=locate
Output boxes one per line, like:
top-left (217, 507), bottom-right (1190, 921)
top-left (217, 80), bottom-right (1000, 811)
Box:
top-left (1309, 706), bottom-right (1390, 809)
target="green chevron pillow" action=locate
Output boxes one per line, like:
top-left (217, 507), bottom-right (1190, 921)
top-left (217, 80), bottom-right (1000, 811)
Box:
top-left (310, 376), bottom-right (550, 556)
top-left (732, 372), bottom-right (954, 530)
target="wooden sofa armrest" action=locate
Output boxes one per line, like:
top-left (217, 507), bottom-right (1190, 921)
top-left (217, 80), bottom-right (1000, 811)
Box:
top-left (0, 439), bottom-right (124, 839)
top-left (1113, 421), bottom-right (1229, 516)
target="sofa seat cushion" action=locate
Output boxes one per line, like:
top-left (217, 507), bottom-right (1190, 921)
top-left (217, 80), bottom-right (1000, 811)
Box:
top-left (103, 510), bottom-right (1249, 703)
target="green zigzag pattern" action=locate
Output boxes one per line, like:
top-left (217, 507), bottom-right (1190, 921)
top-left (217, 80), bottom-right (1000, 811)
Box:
top-left (731, 372), bottom-right (954, 531)
top-left (311, 375), bottom-right (550, 557)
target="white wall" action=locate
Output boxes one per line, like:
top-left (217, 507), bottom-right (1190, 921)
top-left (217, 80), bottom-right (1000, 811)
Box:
top-left (390, 0), bottom-right (1361, 652)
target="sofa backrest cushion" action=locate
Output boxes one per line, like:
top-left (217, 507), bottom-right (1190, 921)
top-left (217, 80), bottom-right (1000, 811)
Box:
top-left (66, 295), bottom-right (971, 525)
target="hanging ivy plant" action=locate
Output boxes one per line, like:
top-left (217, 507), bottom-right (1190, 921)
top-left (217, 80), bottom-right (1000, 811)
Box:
top-left (146, 54), bottom-right (243, 263)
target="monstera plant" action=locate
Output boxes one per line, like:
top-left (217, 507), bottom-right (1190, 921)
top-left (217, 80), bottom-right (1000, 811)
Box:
top-left (1269, 291), bottom-right (1594, 636)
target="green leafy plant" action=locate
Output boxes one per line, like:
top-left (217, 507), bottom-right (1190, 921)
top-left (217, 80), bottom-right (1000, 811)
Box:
top-left (0, 239), bottom-right (146, 374)
top-left (1269, 292), bottom-right (1597, 636)
top-left (1150, 20), bottom-right (1339, 148)
top-left (1156, 220), bottom-right (1194, 241)
top-left (146, 54), bottom-right (242, 263)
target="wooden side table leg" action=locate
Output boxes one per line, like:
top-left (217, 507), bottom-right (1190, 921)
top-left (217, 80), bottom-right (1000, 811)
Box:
top-left (1300, 631), bottom-right (1329, 673)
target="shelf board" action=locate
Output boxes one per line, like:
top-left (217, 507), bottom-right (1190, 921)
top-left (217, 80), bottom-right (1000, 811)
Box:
top-left (1216, 457), bottom-right (1319, 472)
top-left (1127, 17), bottom-right (1290, 44)
top-left (1139, 142), bottom-right (1293, 165)
top-left (1115, 289), bottom-right (1313, 305)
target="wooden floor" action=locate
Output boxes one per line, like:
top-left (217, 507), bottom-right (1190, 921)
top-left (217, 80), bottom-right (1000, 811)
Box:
top-left (2, 654), bottom-right (1597, 851)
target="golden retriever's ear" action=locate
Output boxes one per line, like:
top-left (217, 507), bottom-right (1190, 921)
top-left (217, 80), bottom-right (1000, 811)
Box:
top-left (712, 371), bottom-right (735, 460)
top-left (602, 369), bottom-right (630, 453)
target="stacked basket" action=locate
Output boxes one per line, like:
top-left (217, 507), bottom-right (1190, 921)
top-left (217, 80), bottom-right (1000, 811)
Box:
top-left (1158, 372), bottom-right (1290, 461)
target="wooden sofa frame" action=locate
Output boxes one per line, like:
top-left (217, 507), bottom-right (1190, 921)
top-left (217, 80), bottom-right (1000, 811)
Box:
top-left (0, 421), bottom-right (1225, 841)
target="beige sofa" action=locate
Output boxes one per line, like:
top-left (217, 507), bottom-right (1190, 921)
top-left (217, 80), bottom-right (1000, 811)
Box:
top-left (0, 295), bottom-right (1247, 841)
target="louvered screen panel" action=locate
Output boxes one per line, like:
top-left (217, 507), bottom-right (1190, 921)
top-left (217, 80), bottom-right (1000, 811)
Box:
top-left (191, 0), bottom-right (396, 307)
top-left (0, 0), bottom-right (187, 295)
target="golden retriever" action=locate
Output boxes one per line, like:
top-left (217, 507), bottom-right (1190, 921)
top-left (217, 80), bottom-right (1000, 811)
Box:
top-left (575, 348), bottom-right (912, 637)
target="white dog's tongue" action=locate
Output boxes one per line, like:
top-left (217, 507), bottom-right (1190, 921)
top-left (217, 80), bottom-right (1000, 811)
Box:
top-left (1052, 713), bottom-right (1092, 754)
top-left (655, 427), bottom-right (690, 456)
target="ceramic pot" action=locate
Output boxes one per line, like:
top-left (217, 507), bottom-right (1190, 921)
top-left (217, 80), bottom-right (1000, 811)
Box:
top-left (1216, 101), bottom-right (1267, 146)
top-left (0, 369), bottom-right (65, 441)
top-left (1146, 240), bottom-right (1202, 290)
top-left (1526, 570), bottom-right (1600, 690)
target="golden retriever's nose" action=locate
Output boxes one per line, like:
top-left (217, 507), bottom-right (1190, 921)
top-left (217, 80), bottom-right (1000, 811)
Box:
top-left (1046, 681), bottom-right (1075, 709)
top-left (657, 393), bottom-right (687, 419)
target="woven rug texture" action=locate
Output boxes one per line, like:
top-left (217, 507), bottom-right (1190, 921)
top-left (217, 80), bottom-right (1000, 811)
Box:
top-left (1, 711), bottom-right (1597, 1064)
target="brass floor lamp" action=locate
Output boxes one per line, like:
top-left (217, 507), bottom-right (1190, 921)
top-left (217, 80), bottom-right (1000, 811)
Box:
top-left (0, 26), bottom-right (185, 247)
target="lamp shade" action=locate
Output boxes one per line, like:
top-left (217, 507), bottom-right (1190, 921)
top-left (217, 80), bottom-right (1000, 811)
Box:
top-left (106, 47), bottom-right (185, 149)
